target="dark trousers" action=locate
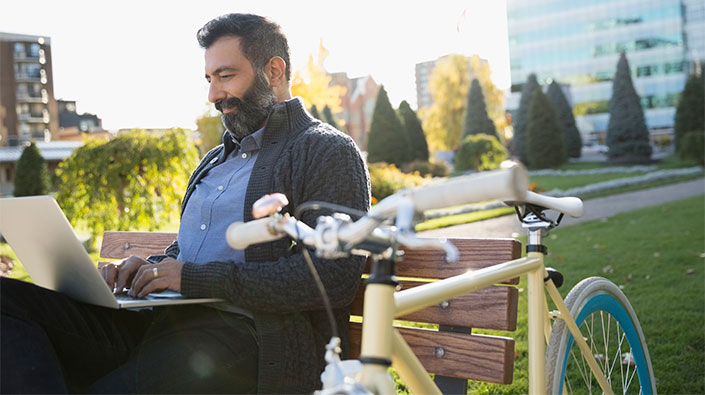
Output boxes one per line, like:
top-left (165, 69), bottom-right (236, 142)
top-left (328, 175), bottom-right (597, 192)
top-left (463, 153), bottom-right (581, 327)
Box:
top-left (0, 277), bottom-right (258, 394)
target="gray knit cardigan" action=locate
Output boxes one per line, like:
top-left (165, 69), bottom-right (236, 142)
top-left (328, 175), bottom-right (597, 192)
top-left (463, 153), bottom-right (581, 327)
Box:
top-left (149, 97), bottom-right (370, 393)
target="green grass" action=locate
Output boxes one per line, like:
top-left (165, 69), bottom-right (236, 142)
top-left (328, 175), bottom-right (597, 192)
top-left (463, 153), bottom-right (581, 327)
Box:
top-left (530, 172), bottom-right (649, 192)
top-left (465, 195), bottom-right (705, 394)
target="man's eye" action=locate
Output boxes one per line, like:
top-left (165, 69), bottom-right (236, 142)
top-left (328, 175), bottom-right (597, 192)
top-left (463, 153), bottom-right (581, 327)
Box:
top-left (221, 75), bottom-right (233, 79)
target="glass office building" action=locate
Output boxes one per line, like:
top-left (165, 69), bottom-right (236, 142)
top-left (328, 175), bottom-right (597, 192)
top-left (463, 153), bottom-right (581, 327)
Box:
top-left (506, 0), bottom-right (704, 142)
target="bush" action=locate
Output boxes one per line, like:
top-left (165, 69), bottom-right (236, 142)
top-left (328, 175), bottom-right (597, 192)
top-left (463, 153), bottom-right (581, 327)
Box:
top-left (369, 162), bottom-right (428, 201)
top-left (401, 160), bottom-right (449, 178)
top-left (678, 131), bottom-right (705, 165)
top-left (454, 134), bottom-right (508, 172)
top-left (13, 142), bottom-right (50, 196)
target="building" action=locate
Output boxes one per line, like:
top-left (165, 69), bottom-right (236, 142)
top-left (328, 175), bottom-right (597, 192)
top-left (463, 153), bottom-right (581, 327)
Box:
top-left (0, 140), bottom-right (82, 196)
top-left (415, 55), bottom-right (488, 110)
top-left (0, 32), bottom-right (59, 146)
top-left (329, 72), bottom-right (379, 149)
top-left (506, 0), bottom-right (705, 143)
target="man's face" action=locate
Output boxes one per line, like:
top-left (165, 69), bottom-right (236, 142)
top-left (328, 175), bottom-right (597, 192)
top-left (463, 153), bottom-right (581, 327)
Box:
top-left (205, 36), bottom-right (277, 140)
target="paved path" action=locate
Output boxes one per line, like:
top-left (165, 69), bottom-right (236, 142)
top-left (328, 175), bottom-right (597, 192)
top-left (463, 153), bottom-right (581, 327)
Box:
top-left (418, 178), bottom-right (704, 239)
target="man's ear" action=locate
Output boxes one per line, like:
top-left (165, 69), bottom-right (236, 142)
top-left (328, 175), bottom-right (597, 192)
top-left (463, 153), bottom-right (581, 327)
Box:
top-left (266, 56), bottom-right (287, 88)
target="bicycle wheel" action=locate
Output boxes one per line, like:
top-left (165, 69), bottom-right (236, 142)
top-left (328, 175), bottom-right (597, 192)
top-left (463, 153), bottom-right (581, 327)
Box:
top-left (545, 277), bottom-right (656, 394)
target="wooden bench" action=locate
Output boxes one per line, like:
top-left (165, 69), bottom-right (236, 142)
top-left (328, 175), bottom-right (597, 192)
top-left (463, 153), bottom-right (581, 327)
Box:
top-left (101, 231), bottom-right (521, 393)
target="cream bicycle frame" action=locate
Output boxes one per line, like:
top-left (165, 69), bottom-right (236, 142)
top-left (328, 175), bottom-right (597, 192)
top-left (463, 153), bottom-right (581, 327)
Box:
top-left (355, 241), bottom-right (614, 395)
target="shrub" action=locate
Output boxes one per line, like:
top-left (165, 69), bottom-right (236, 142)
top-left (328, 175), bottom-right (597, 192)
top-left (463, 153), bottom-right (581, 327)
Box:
top-left (527, 89), bottom-right (565, 169)
top-left (454, 134), bottom-right (508, 172)
top-left (678, 131), bottom-right (704, 165)
top-left (369, 162), bottom-right (428, 201)
top-left (401, 160), bottom-right (449, 178)
top-left (13, 142), bottom-right (50, 196)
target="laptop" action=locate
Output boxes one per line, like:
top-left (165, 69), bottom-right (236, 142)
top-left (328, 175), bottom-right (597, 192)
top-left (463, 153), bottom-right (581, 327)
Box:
top-left (0, 195), bottom-right (223, 309)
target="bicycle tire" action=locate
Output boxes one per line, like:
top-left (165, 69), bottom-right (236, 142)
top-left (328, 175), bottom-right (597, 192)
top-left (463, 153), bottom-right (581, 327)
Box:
top-left (545, 277), bottom-right (656, 394)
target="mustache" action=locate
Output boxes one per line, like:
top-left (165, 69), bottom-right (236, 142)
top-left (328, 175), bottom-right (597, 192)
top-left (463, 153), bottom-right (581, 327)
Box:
top-left (215, 97), bottom-right (242, 113)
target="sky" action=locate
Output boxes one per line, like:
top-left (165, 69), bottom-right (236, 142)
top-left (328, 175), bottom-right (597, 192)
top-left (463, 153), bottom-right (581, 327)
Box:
top-left (1, 0), bottom-right (510, 131)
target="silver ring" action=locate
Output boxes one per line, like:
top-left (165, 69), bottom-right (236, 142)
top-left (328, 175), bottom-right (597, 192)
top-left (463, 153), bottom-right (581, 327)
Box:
top-left (152, 267), bottom-right (158, 278)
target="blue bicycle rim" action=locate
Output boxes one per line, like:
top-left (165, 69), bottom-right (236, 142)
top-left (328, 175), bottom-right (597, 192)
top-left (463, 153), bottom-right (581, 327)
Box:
top-left (559, 293), bottom-right (652, 395)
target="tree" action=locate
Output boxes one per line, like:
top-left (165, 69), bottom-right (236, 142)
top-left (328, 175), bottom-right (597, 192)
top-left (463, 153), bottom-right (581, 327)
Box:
top-left (195, 109), bottom-right (224, 154)
top-left (512, 74), bottom-right (539, 165)
top-left (322, 105), bottom-right (340, 130)
top-left (13, 141), bottom-right (50, 196)
top-left (674, 73), bottom-right (704, 154)
top-left (366, 86), bottom-right (411, 165)
top-left (290, 40), bottom-right (346, 113)
top-left (55, 129), bottom-right (199, 239)
top-left (421, 54), bottom-right (470, 151)
top-left (547, 81), bottom-right (582, 158)
top-left (309, 104), bottom-right (321, 120)
top-left (606, 52), bottom-right (652, 162)
top-left (398, 100), bottom-right (429, 162)
top-left (454, 134), bottom-right (507, 172)
top-left (527, 89), bottom-right (565, 169)
top-left (468, 55), bottom-right (506, 134)
top-left (462, 78), bottom-right (498, 139)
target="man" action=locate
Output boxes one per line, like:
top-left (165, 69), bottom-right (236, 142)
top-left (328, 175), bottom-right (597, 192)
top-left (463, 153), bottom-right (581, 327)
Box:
top-left (1, 13), bottom-right (370, 393)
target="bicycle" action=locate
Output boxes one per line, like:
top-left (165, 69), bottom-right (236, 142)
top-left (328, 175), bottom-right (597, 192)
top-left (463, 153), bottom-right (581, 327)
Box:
top-left (226, 161), bottom-right (656, 395)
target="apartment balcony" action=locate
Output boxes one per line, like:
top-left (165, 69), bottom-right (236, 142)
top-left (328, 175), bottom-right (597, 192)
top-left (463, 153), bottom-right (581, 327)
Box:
top-left (15, 73), bottom-right (41, 83)
top-left (18, 113), bottom-right (47, 123)
top-left (14, 53), bottom-right (40, 62)
top-left (16, 94), bottom-right (44, 104)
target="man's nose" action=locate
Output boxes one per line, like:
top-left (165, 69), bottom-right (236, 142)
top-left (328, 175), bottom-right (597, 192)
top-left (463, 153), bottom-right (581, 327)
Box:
top-left (208, 82), bottom-right (226, 104)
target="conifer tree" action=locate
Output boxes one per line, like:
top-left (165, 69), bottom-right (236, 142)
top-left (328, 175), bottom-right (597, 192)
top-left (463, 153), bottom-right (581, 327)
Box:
top-left (13, 141), bottom-right (50, 196)
top-left (322, 105), bottom-right (340, 130)
top-left (309, 104), bottom-right (321, 120)
top-left (674, 73), bottom-right (704, 153)
top-left (512, 74), bottom-right (539, 165)
top-left (547, 81), bottom-right (582, 158)
top-left (398, 100), bottom-right (429, 162)
top-left (527, 90), bottom-right (565, 169)
top-left (606, 52), bottom-right (652, 162)
top-left (366, 86), bottom-right (411, 165)
top-left (462, 79), bottom-right (498, 140)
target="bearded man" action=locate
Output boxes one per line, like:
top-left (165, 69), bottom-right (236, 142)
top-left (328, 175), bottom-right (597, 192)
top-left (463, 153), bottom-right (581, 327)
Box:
top-left (1, 13), bottom-right (370, 394)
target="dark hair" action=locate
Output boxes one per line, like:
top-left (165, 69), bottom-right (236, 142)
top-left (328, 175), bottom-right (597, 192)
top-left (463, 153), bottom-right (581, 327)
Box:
top-left (197, 13), bottom-right (291, 81)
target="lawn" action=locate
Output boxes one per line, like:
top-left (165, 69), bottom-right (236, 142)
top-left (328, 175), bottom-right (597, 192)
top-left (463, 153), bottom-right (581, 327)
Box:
top-left (465, 195), bottom-right (704, 394)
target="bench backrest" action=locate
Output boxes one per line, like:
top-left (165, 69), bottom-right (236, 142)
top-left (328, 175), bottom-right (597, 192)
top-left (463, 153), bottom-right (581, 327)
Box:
top-left (101, 231), bottom-right (521, 386)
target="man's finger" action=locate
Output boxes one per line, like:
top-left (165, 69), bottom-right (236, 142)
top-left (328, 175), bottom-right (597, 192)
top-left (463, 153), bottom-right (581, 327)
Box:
top-left (137, 276), bottom-right (167, 298)
top-left (116, 256), bottom-right (148, 293)
top-left (129, 264), bottom-right (158, 297)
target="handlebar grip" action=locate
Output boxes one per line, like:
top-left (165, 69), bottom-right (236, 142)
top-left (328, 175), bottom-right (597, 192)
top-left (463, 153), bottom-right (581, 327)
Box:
top-left (405, 162), bottom-right (529, 212)
top-left (226, 217), bottom-right (282, 250)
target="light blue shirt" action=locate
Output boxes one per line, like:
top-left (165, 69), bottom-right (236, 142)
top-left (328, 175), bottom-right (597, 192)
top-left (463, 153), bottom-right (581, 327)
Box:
top-left (177, 128), bottom-right (264, 264)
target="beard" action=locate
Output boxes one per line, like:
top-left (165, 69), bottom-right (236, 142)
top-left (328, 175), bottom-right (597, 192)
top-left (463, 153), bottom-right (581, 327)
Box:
top-left (217, 71), bottom-right (277, 141)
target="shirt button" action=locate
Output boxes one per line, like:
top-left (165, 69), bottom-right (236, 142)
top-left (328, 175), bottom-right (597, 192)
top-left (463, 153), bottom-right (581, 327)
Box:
top-left (217, 185), bottom-right (224, 191)
top-left (210, 158), bottom-right (217, 164)
top-left (241, 153), bottom-right (248, 159)
top-left (200, 224), bottom-right (207, 230)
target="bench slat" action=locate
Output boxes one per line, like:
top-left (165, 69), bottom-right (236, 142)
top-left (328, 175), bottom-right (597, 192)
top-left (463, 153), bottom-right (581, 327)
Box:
top-left (389, 238), bottom-right (521, 284)
top-left (348, 323), bottom-right (514, 384)
top-left (351, 281), bottom-right (518, 331)
top-left (100, 231), bottom-right (176, 259)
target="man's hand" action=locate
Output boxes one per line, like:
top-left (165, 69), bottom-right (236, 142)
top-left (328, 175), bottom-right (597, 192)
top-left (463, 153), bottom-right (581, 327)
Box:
top-left (98, 256), bottom-right (150, 294)
top-left (128, 258), bottom-right (184, 298)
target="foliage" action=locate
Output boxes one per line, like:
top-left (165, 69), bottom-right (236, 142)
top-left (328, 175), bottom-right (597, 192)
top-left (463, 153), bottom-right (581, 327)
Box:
top-left (401, 160), bottom-right (449, 178)
top-left (468, 55), bottom-right (506, 132)
top-left (290, 41), bottom-right (345, 114)
top-left (195, 110), bottom-right (224, 154)
top-left (512, 74), bottom-right (539, 165)
top-left (546, 81), bottom-right (582, 158)
top-left (606, 53), bottom-right (652, 162)
top-left (527, 89), bottom-right (565, 169)
top-left (462, 78), bottom-right (498, 140)
top-left (368, 162), bottom-right (428, 201)
top-left (309, 104), bottom-right (321, 120)
top-left (55, 129), bottom-right (199, 239)
top-left (420, 54), bottom-right (470, 151)
top-left (674, 73), bottom-right (704, 155)
top-left (678, 131), bottom-right (705, 165)
top-left (13, 141), bottom-right (50, 196)
top-left (398, 100), bottom-right (429, 162)
top-left (366, 86), bottom-right (411, 166)
top-left (454, 133), bottom-right (508, 172)
top-left (322, 105), bottom-right (340, 130)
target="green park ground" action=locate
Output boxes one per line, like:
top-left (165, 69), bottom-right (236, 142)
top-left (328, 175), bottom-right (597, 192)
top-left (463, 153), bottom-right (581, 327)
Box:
top-left (2, 158), bottom-right (704, 394)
